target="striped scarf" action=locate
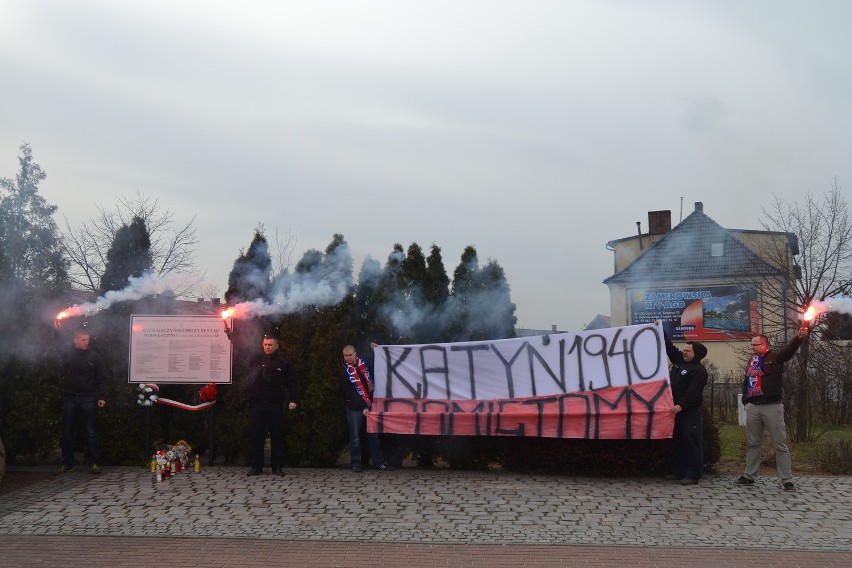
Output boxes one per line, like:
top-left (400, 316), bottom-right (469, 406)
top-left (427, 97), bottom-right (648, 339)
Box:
top-left (745, 354), bottom-right (764, 397)
top-left (344, 357), bottom-right (373, 408)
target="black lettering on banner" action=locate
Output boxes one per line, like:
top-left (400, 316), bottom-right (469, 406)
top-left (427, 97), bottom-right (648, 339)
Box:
top-left (629, 381), bottom-right (670, 438)
top-left (495, 399), bottom-right (525, 436)
top-left (584, 334), bottom-right (613, 391)
top-left (452, 401), bottom-right (469, 435)
top-left (419, 346), bottom-right (449, 399)
top-left (558, 393), bottom-right (592, 438)
top-left (490, 341), bottom-right (528, 398)
top-left (469, 400), bottom-right (493, 436)
top-left (383, 347), bottom-right (421, 398)
top-left (593, 388), bottom-right (630, 438)
top-left (376, 385), bottom-right (667, 439)
top-left (450, 344), bottom-right (490, 399)
top-left (566, 335), bottom-right (586, 391)
top-left (523, 396), bottom-right (559, 437)
top-left (379, 325), bottom-right (665, 417)
top-left (631, 326), bottom-right (662, 380)
top-left (607, 328), bottom-right (633, 386)
top-left (526, 343), bottom-right (566, 396)
top-left (423, 400), bottom-right (452, 434)
top-left (378, 398), bottom-right (420, 434)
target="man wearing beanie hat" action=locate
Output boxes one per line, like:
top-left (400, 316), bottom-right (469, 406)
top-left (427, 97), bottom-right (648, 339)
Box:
top-left (664, 332), bottom-right (709, 485)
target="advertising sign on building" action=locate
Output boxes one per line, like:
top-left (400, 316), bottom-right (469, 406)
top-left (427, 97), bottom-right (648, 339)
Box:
top-left (128, 315), bottom-right (232, 384)
top-left (630, 285), bottom-right (758, 341)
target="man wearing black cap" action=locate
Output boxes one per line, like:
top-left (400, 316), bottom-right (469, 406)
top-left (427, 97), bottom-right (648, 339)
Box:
top-left (664, 333), bottom-right (708, 485)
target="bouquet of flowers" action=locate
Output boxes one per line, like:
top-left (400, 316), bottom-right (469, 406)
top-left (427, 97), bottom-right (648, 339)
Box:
top-left (136, 383), bottom-right (159, 406)
top-left (154, 449), bottom-right (173, 468)
top-left (171, 440), bottom-right (192, 464)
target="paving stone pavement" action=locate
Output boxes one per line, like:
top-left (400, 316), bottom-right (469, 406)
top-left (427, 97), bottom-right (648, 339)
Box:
top-left (1, 466), bottom-right (850, 552)
top-left (0, 467), bottom-right (852, 551)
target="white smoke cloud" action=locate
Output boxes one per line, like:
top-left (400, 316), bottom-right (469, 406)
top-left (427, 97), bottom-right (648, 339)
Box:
top-left (228, 243), bottom-right (354, 318)
top-left (56, 271), bottom-right (195, 319)
top-left (813, 296), bottom-right (852, 317)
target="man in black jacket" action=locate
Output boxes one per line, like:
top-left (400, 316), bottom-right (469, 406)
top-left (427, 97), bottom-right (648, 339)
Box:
top-left (228, 328), bottom-right (298, 477)
top-left (665, 334), bottom-right (708, 485)
top-left (338, 344), bottom-right (391, 472)
top-left (735, 327), bottom-right (808, 491)
top-left (55, 325), bottom-right (107, 474)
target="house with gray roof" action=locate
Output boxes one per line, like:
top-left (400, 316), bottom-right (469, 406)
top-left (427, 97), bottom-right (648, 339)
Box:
top-left (603, 202), bottom-right (800, 374)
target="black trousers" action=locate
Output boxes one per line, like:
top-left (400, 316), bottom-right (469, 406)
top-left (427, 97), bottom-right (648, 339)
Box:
top-left (673, 406), bottom-right (703, 480)
top-left (248, 402), bottom-right (284, 470)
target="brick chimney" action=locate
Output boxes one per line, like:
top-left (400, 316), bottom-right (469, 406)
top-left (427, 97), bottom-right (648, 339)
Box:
top-left (695, 201), bottom-right (703, 212)
top-left (648, 210), bottom-right (672, 235)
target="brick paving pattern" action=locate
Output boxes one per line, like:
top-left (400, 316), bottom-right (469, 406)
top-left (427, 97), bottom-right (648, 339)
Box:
top-left (1, 466), bottom-right (851, 566)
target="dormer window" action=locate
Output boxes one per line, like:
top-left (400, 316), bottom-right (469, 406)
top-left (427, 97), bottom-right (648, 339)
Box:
top-left (710, 242), bottom-right (724, 257)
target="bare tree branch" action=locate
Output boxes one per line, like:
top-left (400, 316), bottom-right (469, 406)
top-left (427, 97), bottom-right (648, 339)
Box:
top-left (62, 191), bottom-right (201, 296)
top-left (271, 227), bottom-right (297, 278)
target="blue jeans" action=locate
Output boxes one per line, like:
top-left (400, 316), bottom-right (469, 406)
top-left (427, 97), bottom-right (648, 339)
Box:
top-left (61, 394), bottom-right (100, 467)
top-left (346, 407), bottom-right (385, 468)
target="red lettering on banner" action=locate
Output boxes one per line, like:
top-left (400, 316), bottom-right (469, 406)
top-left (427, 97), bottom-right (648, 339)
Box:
top-left (368, 380), bottom-right (674, 440)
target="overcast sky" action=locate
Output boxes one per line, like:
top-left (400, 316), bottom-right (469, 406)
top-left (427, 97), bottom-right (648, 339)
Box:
top-left (1, 0), bottom-right (850, 332)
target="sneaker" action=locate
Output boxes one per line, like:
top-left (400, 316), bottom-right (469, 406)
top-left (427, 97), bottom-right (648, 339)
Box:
top-left (679, 478), bottom-right (698, 485)
top-left (247, 468), bottom-right (263, 476)
top-left (88, 464), bottom-right (102, 474)
top-left (734, 476), bottom-right (754, 485)
top-left (272, 468), bottom-right (285, 477)
top-left (58, 465), bottom-right (75, 474)
top-left (351, 465), bottom-right (363, 472)
top-left (783, 482), bottom-right (796, 492)
top-left (377, 463), bottom-right (394, 471)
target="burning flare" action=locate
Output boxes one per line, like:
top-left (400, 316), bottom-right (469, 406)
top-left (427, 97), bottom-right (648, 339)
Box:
top-left (221, 307), bottom-right (235, 319)
top-left (803, 305), bottom-right (818, 323)
top-left (55, 306), bottom-right (86, 321)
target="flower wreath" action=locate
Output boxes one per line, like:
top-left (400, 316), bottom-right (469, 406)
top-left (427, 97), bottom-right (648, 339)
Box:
top-left (136, 383), bottom-right (217, 411)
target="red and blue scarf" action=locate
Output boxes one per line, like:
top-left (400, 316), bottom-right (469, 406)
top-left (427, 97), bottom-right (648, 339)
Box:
top-left (344, 357), bottom-right (373, 408)
top-left (746, 354), bottom-right (764, 397)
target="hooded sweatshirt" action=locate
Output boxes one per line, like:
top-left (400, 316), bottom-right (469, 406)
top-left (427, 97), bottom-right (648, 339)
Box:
top-left (664, 335), bottom-right (708, 412)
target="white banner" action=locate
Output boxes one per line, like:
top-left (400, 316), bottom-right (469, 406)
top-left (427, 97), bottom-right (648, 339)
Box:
top-left (128, 315), bottom-right (232, 384)
top-left (374, 323), bottom-right (667, 400)
top-left (369, 323), bottom-right (673, 439)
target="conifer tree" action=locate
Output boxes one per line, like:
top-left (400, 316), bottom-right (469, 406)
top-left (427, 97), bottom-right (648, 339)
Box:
top-left (0, 143), bottom-right (68, 354)
top-left (225, 229), bottom-right (271, 305)
top-left (98, 216), bottom-right (152, 294)
top-left (370, 244), bottom-right (406, 343)
top-left (448, 245), bottom-right (479, 341)
top-left (449, 246), bottom-right (516, 341)
top-left (352, 255), bottom-right (383, 343)
top-left (0, 144), bottom-right (68, 460)
top-left (425, 244), bottom-right (450, 306)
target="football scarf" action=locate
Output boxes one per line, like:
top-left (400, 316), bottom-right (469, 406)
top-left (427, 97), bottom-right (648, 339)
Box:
top-left (344, 357), bottom-right (373, 408)
top-left (746, 354), bottom-right (764, 397)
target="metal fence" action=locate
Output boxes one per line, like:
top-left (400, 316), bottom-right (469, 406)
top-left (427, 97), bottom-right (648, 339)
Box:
top-left (704, 371), bottom-right (743, 425)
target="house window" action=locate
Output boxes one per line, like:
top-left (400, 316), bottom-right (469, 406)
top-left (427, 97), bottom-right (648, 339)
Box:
top-left (710, 243), bottom-right (724, 257)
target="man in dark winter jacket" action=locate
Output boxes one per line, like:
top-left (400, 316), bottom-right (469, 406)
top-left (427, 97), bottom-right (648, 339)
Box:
top-left (338, 344), bottom-right (391, 472)
top-left (735, 327), bottom-right (808, 492)
top-left (227, 326), bottom-right (298, 477)
top-left (55, 325), bottom-right (107, 474)
top-left (665, 334), bottom-right (708, 485)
